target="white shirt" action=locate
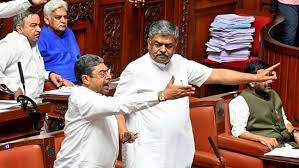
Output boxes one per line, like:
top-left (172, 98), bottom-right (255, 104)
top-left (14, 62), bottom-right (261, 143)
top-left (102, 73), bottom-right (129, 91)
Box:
top-left (114, 53), bottom-right (212, 168)
top-left (229, 95), bottom-right (291, 138)
top-left (0, 0), bottom-right (31, 18)
top-left (54, 86), bottom-right (160, 168)
top-left (0, 31), bottom-right (48, 101)
top-left (278, 0), bottom-right (299, 5)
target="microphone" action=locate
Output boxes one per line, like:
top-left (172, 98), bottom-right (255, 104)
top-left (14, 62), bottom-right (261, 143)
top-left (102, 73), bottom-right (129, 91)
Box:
top-left (17, 95), bottom-right (43, 130)
top-left (208, 136), bottom-right (225, 168)
top-left (17, 62), bottom-right (26, 95)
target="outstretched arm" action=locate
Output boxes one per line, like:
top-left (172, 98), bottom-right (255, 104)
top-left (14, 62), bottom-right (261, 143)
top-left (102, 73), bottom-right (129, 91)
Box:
top-left (117, 76), bottom-right (195, 143)
top-left (205, 63), bottom-right (280, 85)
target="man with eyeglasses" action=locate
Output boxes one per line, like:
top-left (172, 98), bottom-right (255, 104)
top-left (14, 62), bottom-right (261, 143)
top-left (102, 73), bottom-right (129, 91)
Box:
top-left (54, 54), bottom-right (195, 168)
top-left (0, 0), bottom-right (47, 18)
top-left (114, 20), bottom-right (280, 168)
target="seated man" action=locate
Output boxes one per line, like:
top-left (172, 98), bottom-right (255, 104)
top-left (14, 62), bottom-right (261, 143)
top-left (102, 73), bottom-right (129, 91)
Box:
top-left (38, 0), bottom-right (80, 84)
top-left (0, 10), bottom-right (65, 102)
top-left (54, 54), bottom-right (195, 168)
top-left (229, 60), bottom-right (299, 150)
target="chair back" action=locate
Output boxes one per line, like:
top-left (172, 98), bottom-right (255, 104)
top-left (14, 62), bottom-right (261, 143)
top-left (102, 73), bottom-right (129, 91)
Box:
top-left (190, 97), bottom-right (220, 154)
top-left (0, 145), bottom-right (45, 168)
top-left (0, 135), bottom-right (56, 168)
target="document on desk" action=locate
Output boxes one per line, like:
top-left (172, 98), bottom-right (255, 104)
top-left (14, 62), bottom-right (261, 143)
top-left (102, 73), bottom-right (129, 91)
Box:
top-left (0, 100), bottom-right (20, 110)
top-left (42, 86), bottom-right (73, 96)
top-left (264, 144), bottom-right (299, 158)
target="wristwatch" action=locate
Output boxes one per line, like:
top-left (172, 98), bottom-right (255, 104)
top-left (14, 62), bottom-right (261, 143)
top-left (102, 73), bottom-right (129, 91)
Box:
top-left (291, 129), bottom-right (298, 136)
top-left (158, 91), bottom-right (166, 102)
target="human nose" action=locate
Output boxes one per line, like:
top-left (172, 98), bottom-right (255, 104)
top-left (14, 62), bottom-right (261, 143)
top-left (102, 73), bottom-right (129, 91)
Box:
top-left (36, 25), bottom-right (41, 32)
top-left (106, 71), bottom-right (112, 79)
top-left (61, 17), bottom-right (67, 23)
top-left (159, 44), bottom-right (166, 53)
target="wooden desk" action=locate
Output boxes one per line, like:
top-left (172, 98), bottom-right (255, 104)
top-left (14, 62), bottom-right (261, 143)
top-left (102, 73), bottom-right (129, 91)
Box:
top-left (261, 155), bottom-right (299, 168)
top-left (0, 102), bottom-right (50, 143)
top-left (40, 94), bottom-right (68, 119)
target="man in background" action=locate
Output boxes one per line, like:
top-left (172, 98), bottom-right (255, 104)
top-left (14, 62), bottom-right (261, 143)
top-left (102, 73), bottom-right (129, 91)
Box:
top-left (278, 0), bottom-right (299, 46)
top-left (0, 10), bottom-right (67, 102)
top-left (229, 60), bottom-right (299, 150)
top-left (0, 0), bottom-right (47, 18)
top-left (38, 0), bottom-right (80, 84)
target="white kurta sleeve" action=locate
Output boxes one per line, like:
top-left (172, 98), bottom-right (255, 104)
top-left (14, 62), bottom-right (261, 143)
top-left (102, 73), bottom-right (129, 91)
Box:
top-left (281, 107), bottom-right (291, 125)
top-left (229, 96), bottom-right (250, 137)
top-left (114, 64), bottom-right (138, 97)
top-left (0, 0), bottom-right (31, 18)
top-left (183, 58), bottom-right (212, 87)
top-left (73, 87), bottom-right (159, 121)
top-left (0, 41), bottom-right (21, 92)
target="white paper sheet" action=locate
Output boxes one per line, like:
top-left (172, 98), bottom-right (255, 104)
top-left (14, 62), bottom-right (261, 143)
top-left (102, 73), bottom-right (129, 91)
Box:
top-left (42, 86), bottom-right (73, 96)
top-left (264, 144), bottom-right (299, 158)
top-left (0, 100), bottom-right (20, 110)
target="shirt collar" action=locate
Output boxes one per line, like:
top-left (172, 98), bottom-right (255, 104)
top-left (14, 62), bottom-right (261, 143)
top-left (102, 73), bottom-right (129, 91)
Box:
top-left (147, 53), bottom-right (172, 70)
top-left (12, 31), bottom-right (37, 48)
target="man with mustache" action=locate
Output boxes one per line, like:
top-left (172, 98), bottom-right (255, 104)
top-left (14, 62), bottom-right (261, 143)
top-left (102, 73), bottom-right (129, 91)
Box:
top-left (0, 0), bottom-right (47, 18)
top-left (229, 60), bottom-right (299, 150)
top-left (0, 10), bottom-right (65, 102)
top-left (38, 0), bottom-right (79, 84)
top-left (115, 20), bottom-right (280, 167)
top-left (54, 54), bottom-right (195, 168)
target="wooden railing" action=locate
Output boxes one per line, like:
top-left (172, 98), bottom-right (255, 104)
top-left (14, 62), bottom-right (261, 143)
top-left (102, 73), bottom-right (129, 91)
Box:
top-left (260, 15), bottom-right (299, 127)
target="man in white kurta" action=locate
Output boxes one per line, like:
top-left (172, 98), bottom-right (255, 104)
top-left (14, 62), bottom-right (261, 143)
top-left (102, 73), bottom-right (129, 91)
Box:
top-left (0, 31), bottom-right (47, 101)
top-left (54, 54), bottom-right (195, 168)
top-left (115, 53), bottom-right (211, 167)
top-left (0, 11), bottom-right (63, 101)
top-left (115, 20), bottom-right (281, 168)
top-left (0, 0), bottom-right (47, 18)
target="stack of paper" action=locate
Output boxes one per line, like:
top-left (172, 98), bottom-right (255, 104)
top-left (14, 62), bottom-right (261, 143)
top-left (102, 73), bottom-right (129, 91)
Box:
top-left (42, 86), bottom-right (73, 96)
top-left (0, 100), bottom-right (20, 110)
top-left (206, 14), bottom-right (255, 63)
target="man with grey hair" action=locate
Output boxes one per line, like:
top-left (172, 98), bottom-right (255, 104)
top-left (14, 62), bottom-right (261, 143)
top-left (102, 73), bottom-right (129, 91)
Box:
top-left (115, 20), bottom-right (280, 167)
top-left (0, 0), bottom-right (47, 18)
top-left (38, 0), bottom-right (80, 84)
top-left (54, 54), bottom-right (195, 168)
top-left (0, 10), bottom-right (65, 102)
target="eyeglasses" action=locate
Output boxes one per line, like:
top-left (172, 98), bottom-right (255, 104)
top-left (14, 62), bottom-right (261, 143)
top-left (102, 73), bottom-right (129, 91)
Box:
top-left (92, 68), bottom-right (111, 78)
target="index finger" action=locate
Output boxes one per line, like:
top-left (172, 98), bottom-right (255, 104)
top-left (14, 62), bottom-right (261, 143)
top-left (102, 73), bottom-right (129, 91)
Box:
top-left (266, 63), bottom-right (280, 71)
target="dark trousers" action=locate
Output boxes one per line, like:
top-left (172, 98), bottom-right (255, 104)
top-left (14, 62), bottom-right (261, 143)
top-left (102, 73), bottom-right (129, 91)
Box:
top-left (278, 2), bottom-right (299, 46)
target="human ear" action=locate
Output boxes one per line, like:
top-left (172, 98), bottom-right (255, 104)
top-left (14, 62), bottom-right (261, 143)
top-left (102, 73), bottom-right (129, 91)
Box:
top-left (249, 82), bottom-right (255, 88)
top-left (44, 17), bottom-right (50, 25)
top-left (81, 75), bottom-right (90, 86)
top-left (16, 24), bottom-right (23, 33)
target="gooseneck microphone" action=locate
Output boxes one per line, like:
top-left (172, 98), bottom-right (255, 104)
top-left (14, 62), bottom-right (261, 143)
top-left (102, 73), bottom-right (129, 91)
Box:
top-left (17, 62), bottom-right (26, 95)
top-left (208, 136), bottom-right (225, 168)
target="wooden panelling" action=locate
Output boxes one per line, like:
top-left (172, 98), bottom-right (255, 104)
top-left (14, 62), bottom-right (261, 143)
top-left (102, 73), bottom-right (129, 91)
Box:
top-left (100, 2), bottom-right (124, 77)
top-left (260, 16), bottom-right (299, 126)
top-left (68, 0), bottom-right (96, 55)
top-left (237, 0), bottom-right (275, 14)
top-left (187, 0), bottom-right (237, 62)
